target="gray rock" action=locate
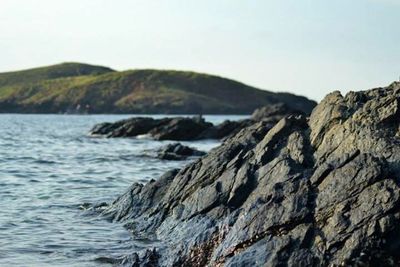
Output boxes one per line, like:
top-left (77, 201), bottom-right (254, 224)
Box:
top-left (195, 119), bottom-right (252, 140)
top-left (90, 117), bottom-right (161, 137)
top-left (155, 143), bottom-right (206, 161)
top-left (89, 116), bottom-right (213, 141)
top-left (250, 102), bottom-right (303, 121)
top-left (95, 82), bottom-right (400, 266)
top-left (198, 103), bottom-right (303, 140)
top-left (89, 103), bottom-right (308, 141)
top-left (149, 117), bottom-right (213, 141)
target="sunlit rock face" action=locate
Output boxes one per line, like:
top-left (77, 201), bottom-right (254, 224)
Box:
top-left (99, 82), bottom-right (400, 266)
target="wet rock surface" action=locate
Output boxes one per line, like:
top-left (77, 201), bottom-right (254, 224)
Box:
top-left (154, 143), bottom-right (206, 161)
top-left (95, 82), bottom-right (400, 266)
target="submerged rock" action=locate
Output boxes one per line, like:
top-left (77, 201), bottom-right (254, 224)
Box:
top-left (155, 143), bottom-right (206, 161)
top-left (95, 82), bottom-right (400, 266)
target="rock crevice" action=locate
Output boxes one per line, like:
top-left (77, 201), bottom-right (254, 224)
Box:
top-left (95, 82), bottom-right (400, 266)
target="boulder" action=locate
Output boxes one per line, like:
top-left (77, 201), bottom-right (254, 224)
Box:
top-left (197, 103), bottom-right (303, 140)
top-left (250, 102), bottom-right (303, 121)
top-left (196, 119), bottom-right (253, 140)
top-left (95, 82), bottom-right (400, 266)
top-left (149, 117), bottom-right (213, 141)
top-left (89, 103), bottom-right (311, 141)
top-left (89, 117), bottom-right (160, 137)
top-left (155, 143), bottom-right (206, 161)
top-left (89, 116), bottom-right (213, 140)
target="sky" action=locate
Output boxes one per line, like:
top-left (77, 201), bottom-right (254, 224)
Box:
top-left (0, 0), bottom-right (399, 101)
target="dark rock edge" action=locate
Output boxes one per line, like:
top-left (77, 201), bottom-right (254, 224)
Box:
top-left (89, 103), bottom-right (304, 141)
top-left (93, 82), bottom-right (400, 266)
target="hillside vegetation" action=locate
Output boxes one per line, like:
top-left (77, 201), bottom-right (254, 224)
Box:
top-left (0, 62), bottom-right (316, 114)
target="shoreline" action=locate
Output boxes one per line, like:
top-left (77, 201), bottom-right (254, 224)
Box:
top-left (89, 82), bottom-right (400, 266)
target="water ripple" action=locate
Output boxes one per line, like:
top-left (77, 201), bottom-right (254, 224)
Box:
top-left (0, 114), bottom-right (245, 266)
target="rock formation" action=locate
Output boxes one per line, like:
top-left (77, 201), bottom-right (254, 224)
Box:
top-left (90, 104), bottom-right (304, 141)
top-left (90, 117), bottom-right (213, 141)
top-left (95, 82), bottom-right (400, 266)
top-left (153, 143), bottom-right (206, 161)
top-left (199, 103), bottom-right (304, 140)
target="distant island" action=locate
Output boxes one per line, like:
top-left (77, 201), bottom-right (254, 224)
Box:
top-left (0, 62), bottom-right (316, 114)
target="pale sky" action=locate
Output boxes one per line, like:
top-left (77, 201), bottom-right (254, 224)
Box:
top-left (0, 0), bottom-right (399, 101)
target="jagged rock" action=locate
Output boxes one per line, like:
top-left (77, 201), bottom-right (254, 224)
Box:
top-left (196, 120), bottom-right (253, 140)
top-left (90, 117), bottom-right (159, 137)
top-left (119, 249), bottom-right (159, 267)
top-left (89, 103), bottom-right (310, 141)
top-left (155, 143), bottom-right (206, 161)
top-left (149, 117), bottom-right (213, 141)
top-left (197, 103), bottom-right (303, 140)
top-left (96, 82), bottom-right (400, 266)
top-left (89, 117), bottom-right (213, 140)
top-left (250, 102), bottom-right (303, 122)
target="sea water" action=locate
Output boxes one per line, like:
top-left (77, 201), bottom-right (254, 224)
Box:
top-left (0, 114), bottom-right (247, 267)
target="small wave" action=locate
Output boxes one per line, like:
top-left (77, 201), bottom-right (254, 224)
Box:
top-left (0, 114), bottom-right (237, 266)
top-left (136, 134), bottom-right (152, 140)
top-left (86, 133), bottom-right (106, 138)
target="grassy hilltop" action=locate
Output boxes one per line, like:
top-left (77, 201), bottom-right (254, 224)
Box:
top-left (0, 63), bottom-right (316, 114)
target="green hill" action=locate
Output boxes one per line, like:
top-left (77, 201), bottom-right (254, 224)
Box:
top-left (0, 63), bottom-right (316, 114)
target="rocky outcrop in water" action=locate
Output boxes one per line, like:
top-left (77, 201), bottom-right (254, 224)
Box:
top-left (198, 103), bottom-right (304, 140)
top-left (90, 104), bottom-right (303, 141)
top-left (90, 117), bottom-right (213, 141)
top-left (96, 82), bottom-right (400, 266)
top-left (154, 143), bottom-right (206, 161)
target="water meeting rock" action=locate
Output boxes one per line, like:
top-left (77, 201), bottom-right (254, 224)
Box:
top-left (90, 117), bottom-right (213, 141)
top-left (154, 143), bottom-right (206, 161)
top-left (89, 103), bottom-right (304, 141)
top-left (96, 82), bottom-right (400, 266)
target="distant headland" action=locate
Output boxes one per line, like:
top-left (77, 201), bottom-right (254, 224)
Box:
top-left (0, 62), bottom-right (316, 114)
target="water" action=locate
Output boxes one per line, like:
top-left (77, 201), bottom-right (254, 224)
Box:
top-left (0, 114), bottom-right (247, 267)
